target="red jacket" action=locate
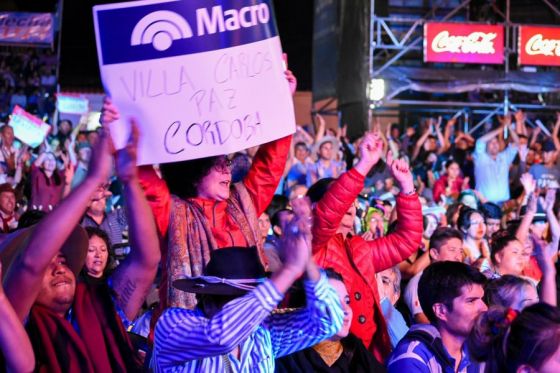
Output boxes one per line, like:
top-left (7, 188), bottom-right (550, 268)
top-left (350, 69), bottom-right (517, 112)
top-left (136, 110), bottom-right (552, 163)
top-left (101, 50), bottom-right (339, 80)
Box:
top-left (312, 168), bottom-right (423, 362)
top-left (432, 174), bottom-right (464, 204)
top-left (139, 135), bottom-right (292, 247)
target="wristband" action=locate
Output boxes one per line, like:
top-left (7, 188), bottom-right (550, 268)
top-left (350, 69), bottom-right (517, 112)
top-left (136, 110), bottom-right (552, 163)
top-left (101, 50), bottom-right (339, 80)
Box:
top-left (401, 188), bottom-right (417, 196)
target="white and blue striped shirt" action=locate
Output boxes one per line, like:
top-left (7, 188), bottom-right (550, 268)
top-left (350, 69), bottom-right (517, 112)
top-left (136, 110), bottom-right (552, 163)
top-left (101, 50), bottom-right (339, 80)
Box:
top-left (151, 272), bottom-right (343, 372)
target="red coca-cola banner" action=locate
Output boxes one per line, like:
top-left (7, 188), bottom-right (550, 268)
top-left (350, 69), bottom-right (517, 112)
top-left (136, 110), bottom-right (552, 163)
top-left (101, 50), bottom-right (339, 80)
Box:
top-left (518, 26), bottom-right (560, 66)
top-left (424, 22), bottom-right (504, 64)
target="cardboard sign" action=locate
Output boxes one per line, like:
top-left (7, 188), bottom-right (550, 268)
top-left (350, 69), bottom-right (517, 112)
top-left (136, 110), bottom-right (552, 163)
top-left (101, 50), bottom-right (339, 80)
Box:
top-left (424, 22), bottom-right (504, 64)
top-left (8, 105), bottom-right (51, 147)
top-left (518, 26), bottom-right (560, 66)
top-left (0, 12), bottom-right (54, 46)
top-left (56, 93), bottom-right (90, 114)
top-left (93, 0), bottom-right (295, 165)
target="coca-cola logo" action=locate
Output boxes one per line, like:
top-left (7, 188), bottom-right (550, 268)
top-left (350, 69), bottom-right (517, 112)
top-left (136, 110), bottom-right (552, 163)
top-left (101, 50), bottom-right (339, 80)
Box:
top-left (431, 30), bottom-right (497, 54)
top-left (525, 34), bottom-right (560, 56)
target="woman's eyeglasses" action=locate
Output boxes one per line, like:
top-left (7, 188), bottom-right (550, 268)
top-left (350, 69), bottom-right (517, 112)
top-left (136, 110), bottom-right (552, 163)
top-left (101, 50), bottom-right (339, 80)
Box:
top-left (213, 157), bottom-right (233, 173)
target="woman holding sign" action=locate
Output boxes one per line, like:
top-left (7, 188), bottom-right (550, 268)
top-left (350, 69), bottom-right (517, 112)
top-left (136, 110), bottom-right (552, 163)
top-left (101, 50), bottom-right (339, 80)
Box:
top-left (101, 69), bottom-right (297, 313)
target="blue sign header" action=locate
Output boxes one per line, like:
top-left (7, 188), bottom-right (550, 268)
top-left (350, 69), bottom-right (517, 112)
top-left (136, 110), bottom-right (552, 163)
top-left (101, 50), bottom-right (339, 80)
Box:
top-left (95, 0), bottom-right (278, 65)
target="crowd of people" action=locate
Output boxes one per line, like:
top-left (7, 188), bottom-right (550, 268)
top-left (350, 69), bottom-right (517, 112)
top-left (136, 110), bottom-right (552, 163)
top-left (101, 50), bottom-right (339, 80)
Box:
top-left (0, 64), bottom-right (558, 372)
top-left (0, 46), bottom-right (58, 120)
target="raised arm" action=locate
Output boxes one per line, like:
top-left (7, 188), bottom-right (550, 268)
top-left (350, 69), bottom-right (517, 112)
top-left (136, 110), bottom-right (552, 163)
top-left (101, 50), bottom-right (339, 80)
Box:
top-left (411, 124), bottom-right (431, 161)
top-left (368, 152), bottom-right (423, 272)
top-left (514, 110), bottom-right (528, 137)
top-left (540, 188), bottom-right (560, 244)
top-left (314, 113), bottom-right (326, 144)
top-left (434, 117), bottom-right (447, 155)
top-left (533, 237), bottom-right (557, 307)
top-left (503, 115), bottom-right (520, 145)
top-left (109, 122), bottom-right (160, 320)
top-left (312, 133), bottom-right (383, 253)
top-left (100, 98), bottom-right (171, 238)
top-left (529, 126), bottom-right (541, 149)
top-left (441, 117), bottom-right (455, 153)
top-left (515, 174), bottom-right (537, 245)
top-left (4, 132), bottom-right (112, 321)
top-left (553, 113), bottom-right (560, 152)
top-left (0, 264), bottom-right (35, 373)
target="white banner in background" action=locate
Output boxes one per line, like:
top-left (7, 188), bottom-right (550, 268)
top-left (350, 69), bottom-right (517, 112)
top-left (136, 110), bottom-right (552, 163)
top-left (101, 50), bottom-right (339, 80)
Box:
top-left (9, 105), bottom-right (51, 148)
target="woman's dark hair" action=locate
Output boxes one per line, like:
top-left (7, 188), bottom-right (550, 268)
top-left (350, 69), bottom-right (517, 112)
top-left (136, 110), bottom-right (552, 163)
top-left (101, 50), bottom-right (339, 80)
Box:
top-left (484, 275), bottom-right (534, 308)
top-left (468, 303), bottom-right (560, 373)
top-left (457, 207), bottom-right (482, 233)
top-left (445, 159), bottom-right (459, 170)
top-left (83, 226), bottom-right (113, 278)
top-left (40, 152), bottom-right (62, 186)
top-left (160, 156), bottom-right (221, 199)
top-left (489, 230), bottom-right (519, 265)
top-left (429, 227), bottom-right (463, 252)
top-left (446, 202), bottom-right (464, 229)
top-left (306, 177), bottom-right (335, 203)
top-left (480, 202), bottom-right (503, 221)
top-left (85, 226), bottom-right (111, 251)
top-left (418, 261), bottom-right (487, 325)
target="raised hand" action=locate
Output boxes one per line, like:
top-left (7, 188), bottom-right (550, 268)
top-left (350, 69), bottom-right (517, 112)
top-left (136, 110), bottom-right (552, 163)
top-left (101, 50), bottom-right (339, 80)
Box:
top-left (279, 197), bottom-right (312, 275)
top-left (100, 97), bottom-right (120, 126)
top-left (539, 188), bottom-right (557, 213)
top-left (514, 110), bottom-right (526, 124)
top-left (446, 117), bottom-right (457, 129)
top-left (113, 119), bottom-right (140, 184)
top-left (526, 191), bottom-right (538, 215)
top-left (520, 172), bottom-right (536, 195)
top-left (354, 132), bottom-right (383, 175)
top-left (533, 236), bottom-right (557, 272)
top-left (86, 128), bottom-right (113, 185)
top-left (285, 69), bottom-right (297, 96)
top-left (498, 113), bottom-right (512, 128)
top-left (518, 143), bottom-right (529, 162)
top-left (387, 150), bottom-right (414, 194)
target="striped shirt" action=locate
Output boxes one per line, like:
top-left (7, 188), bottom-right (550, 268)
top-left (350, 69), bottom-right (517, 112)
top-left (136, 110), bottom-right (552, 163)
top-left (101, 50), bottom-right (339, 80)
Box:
top-left (81, 208), bottom-right (127, 247)
top-left (151, 272), bottom-right (343, 372)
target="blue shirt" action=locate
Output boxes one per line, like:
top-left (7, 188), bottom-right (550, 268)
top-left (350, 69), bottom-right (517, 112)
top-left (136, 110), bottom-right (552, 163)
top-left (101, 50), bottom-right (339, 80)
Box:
top-left (473, 142), bottom-right (517, 204)
top-left (151, 272), bottom-right (343, 372)
top-left (387, 324), bottom-right (482, 373)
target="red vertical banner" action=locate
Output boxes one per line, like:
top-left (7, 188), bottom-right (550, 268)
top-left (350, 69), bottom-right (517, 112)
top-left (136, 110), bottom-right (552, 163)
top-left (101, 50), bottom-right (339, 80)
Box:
top-left (424, 22), bottom-right (504, 64)
top-left (518, 26), bottom-right (560, 66)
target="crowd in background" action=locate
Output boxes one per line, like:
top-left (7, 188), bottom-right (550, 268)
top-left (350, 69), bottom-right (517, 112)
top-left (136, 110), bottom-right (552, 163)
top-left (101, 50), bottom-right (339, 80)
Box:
top-left (0, 50), bottom-right (559, 373)
top-left (0, 46), bottom-right (57, 120)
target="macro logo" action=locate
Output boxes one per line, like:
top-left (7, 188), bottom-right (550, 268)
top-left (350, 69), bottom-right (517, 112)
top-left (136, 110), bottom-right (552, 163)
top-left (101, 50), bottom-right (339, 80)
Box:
top-left (95, 0), bottom-right (277, 65)
top-left (130, 10), bottom-right (193, 51)
top-left (129, 4), bottom-right (270, 52)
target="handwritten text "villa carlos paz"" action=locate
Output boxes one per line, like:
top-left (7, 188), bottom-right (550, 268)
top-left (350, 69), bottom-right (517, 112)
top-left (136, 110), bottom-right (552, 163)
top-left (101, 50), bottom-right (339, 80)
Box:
top-left (117, 50), bottom-right (273, 154)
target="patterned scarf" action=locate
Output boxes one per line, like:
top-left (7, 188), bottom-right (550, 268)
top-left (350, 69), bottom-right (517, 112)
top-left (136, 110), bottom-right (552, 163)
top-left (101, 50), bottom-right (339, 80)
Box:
top-left (164, 182), bottom-right (267, 309)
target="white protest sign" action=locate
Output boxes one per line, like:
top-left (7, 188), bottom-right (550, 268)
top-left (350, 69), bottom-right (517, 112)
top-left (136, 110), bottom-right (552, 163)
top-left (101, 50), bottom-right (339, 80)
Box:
top-left (93, 0), bottom-right (295, 165)
top-left (8, 105), bottom-right (51, 148)
top-left (56, 93), bottom-right (90, 114)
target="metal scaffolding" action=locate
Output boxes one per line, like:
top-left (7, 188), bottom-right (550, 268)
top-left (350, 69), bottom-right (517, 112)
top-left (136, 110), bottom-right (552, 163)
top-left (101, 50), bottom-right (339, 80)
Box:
top-left (369, 0), bottom-right (560, 131)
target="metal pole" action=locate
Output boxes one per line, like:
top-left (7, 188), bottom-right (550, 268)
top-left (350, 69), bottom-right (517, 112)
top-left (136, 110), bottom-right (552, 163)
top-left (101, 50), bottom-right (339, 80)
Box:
top-left (53, 0), bottom-right (64, 132)
top-left (468, 106), bottom-right (503, 135)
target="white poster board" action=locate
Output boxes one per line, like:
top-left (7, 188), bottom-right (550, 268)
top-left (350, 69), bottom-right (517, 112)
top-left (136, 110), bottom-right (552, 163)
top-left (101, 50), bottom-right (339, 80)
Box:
top-left (56, 93), bottom-right (90, 114)
top-left (8, 105), bottom-right (51, 148)
top-left (93, 0), bottom-right (295, 165)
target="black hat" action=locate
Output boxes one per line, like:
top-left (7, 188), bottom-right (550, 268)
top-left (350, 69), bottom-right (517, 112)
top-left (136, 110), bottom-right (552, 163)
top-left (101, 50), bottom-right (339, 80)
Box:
top-left (172, 246), bottom-right (267, 295)
top-left (519, 204), bottom-right (547, 223)
top-left (0, 225), bottom-right (88, 280)
top-left (543, 140), bottom-right (556, 153)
